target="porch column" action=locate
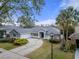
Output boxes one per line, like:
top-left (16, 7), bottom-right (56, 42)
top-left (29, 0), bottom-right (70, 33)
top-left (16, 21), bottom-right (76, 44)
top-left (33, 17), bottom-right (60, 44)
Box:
top-left (3, 31), bottom-right (6, 38)
top-left (38, 32), bottom-right (40, 38)
top-left (59, 34), bottom-right (61, 40)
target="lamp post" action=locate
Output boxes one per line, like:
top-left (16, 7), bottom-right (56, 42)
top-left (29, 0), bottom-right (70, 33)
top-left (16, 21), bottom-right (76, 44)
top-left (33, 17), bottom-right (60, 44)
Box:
top-left (49, 34), bottom-right (54, 59)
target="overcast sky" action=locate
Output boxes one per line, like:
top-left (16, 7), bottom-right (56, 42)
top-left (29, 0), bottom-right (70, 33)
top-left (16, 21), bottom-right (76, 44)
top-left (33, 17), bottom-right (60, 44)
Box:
top-left (35, 0), bottom-right (79, 25)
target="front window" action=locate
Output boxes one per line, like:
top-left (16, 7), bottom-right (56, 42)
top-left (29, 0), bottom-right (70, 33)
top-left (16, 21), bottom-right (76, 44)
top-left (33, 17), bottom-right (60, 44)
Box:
top-left (13, 33), bottom-right (16, 37)
top-left (0, 30), bottom-right (6, 38)
top-left (31, 33), bottom-right (38, 36)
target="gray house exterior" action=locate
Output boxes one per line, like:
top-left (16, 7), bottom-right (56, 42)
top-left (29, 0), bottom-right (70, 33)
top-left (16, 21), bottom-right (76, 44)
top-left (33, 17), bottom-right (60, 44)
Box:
top-left (30, 26), bottom-right (61, 39)
top-left (0, 25), bottom-right (61, 40)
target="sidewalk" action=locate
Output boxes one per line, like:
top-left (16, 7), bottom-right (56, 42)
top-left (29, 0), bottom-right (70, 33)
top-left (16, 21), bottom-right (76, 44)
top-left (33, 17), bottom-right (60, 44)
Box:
top-left (0, 48), bottom-right (29, 59)
top-left (75, 49), bottom-right (79, 59)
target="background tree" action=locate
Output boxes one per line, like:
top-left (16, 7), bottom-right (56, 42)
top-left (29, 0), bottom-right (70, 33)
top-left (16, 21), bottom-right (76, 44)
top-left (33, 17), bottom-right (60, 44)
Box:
top-left (0, 0), bottom-right (45, 25)
top-left (61, 25), bottom-right (75, 37)
top-left (68, 25), bottom-right (75, 36)
top-left (17, 15), bottom-right (35, 28)
top-left (56, 6), bottom-right (79, 49)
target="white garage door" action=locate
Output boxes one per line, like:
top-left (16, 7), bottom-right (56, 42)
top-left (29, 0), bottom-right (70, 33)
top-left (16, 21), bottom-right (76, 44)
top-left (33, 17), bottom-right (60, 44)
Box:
top-left (21, 34), bottom-right (31, 38)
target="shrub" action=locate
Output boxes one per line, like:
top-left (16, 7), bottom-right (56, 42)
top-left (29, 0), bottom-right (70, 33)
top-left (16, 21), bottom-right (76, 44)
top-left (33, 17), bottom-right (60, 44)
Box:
top-left (60, 43), bottom-right (65, 50)
top-left (0, 38), bottom-right (9, 42)
top-left (49, 39), bottom-right (60, 43)
top-left (14, 38), bottom-right (28, 45)
top-left (70, 44), bottom-right (76, 52)
top-left (60, 40), bottom-right (76, 52)
top-left (8, 38), bottom-right (16, 43)
top-left (0, 38), bottom-right (16, 43)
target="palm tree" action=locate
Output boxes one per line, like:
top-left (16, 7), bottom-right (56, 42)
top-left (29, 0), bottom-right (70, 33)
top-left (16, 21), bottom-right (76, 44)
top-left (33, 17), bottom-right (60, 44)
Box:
top-left (56, 6), bottom-right (79, 49)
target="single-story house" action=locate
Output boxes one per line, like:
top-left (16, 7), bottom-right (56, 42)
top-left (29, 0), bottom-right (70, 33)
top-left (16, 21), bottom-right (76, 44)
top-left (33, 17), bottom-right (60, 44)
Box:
top-left (0, 25), bottom-right (32, 38)
top-left (0, 25), bottom-right (61, 40)
top-left (30, 26), bottom-right (61, 40)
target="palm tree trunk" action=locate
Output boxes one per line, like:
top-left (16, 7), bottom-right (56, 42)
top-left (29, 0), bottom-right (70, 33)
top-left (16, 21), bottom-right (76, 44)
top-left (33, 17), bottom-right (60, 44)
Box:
top-left (65, 21), bottom-right (69, 50)
top-left (66, 24), bottom-right (68, 41)
top-left (61, 25), bottom-right (65, 49)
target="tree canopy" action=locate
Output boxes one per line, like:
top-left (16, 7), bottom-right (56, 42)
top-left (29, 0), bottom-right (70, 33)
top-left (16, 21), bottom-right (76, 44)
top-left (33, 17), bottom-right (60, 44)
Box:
top-left (56, 7), bottom-right (79, 39)
top-left (17, 15), bottom-right (35, 28)
top-left (56, 7), bottom-right (79, 29)
top-left (0, 0), bottom-right (44, 25)
top-left (56, 6), bottom-right (79, 50)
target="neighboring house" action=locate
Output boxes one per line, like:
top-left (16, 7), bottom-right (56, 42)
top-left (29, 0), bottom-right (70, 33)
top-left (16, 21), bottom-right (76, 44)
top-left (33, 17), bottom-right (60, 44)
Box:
top-left (0, 25), bottom-right (61, 40)
top-left (69, 25), bottom-right (79, 48)
top-left (0, 26), bottom-right (31, 38)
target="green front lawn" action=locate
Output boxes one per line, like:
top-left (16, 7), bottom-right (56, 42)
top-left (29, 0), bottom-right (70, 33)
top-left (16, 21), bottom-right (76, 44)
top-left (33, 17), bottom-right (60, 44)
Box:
top-left (0, 42), bottom-right (19, 50)
top-left (53, 43), bottom-right (74, 59)
top-left (0, 38), bottom-right (28, 50)
top-left (26, 40), bottom-right (74, 59)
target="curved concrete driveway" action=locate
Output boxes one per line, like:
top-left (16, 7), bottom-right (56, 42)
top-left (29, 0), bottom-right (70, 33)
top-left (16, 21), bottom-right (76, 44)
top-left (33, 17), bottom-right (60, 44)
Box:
top-left (0, 38), bottom-right (43, 59)
top-left (10, 38), bottom-right (43, 56)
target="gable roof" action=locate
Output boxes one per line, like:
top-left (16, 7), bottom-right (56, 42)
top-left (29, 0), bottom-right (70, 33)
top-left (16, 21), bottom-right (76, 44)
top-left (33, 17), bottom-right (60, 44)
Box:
top-left (9, 29), bottom-right (20, 35)
top-left (30, 26), bottom-right (60, 35)
top-left (0, 25), bottom-right (60, 35)
top-left (69, 33), bottom-right (79, 39)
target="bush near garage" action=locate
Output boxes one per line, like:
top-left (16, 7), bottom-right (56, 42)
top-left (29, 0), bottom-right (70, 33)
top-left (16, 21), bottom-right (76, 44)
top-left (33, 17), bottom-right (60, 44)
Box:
top-left (60, 40), bottom-right (76, 52)
top-left (14, 38), bottom-right (28, 45)
top-left (69, 44), bottom-right (76, 52)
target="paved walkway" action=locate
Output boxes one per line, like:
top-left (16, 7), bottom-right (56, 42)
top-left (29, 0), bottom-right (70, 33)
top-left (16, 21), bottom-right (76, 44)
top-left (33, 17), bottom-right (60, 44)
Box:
top-left (0, 38), bottom-right (43, 59)
top-left (10, 38), bottom-right (43, 56)
top-left (75, 49), bottom-right (79, 59)
top-left (0, 49), bottom-right (29, 59)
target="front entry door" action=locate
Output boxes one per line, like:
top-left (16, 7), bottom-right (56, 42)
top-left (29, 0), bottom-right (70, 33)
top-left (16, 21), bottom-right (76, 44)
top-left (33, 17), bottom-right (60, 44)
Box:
top-left (40, 32), bottom-right (44, 38)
